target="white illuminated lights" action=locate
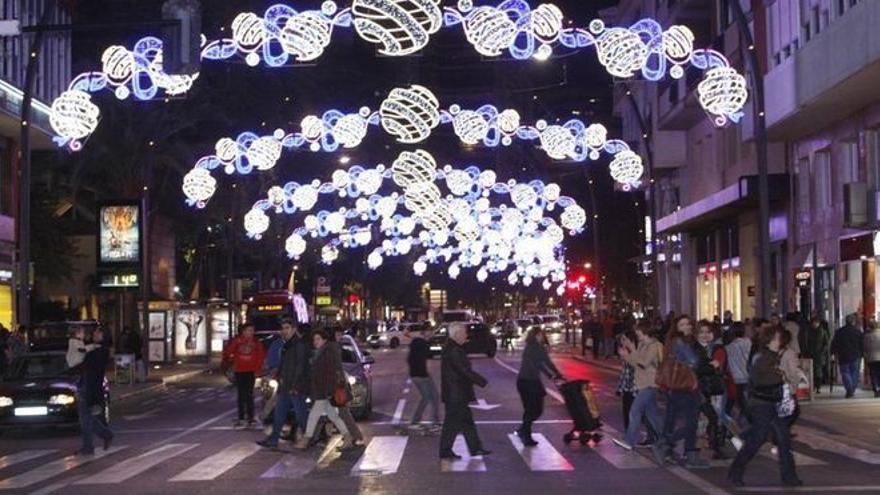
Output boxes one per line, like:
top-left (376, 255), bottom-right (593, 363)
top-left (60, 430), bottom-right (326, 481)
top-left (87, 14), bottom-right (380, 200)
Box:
top-left (182, 168), bottom-right (217, 208)
top-left (380, 85), bottom-right (440, 144)
top-left (609, 149), bottom-right (645, 187)
top-left (464, 6), bottom-right (517, 57)
top-left (244, 208), bottom-right (270, 239)
top-left (697, 66), bottom-right (749, 127)
top-left (351, 0), bottom-right (443, 56)
top-left (280, 11), bottom-right (333, 61)
top-left (49, 90), bottom-right (100, 141)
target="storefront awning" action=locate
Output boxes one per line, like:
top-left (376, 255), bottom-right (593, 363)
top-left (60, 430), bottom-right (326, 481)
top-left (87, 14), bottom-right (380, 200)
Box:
top-left (656, 174), bottom-right (789, 234)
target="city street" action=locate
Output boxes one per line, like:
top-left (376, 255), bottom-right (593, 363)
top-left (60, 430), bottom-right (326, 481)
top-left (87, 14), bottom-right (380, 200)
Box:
top-left (2, 342), bottom-right (880, 495)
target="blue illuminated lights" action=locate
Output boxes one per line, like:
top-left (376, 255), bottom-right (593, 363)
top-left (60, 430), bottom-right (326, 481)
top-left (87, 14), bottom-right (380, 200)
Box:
top-left (49, 2), bottom-right (749, 148)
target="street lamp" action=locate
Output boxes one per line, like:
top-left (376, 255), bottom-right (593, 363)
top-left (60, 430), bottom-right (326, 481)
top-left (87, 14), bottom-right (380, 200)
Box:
top-left (583, 262), bottom-right (592, 270)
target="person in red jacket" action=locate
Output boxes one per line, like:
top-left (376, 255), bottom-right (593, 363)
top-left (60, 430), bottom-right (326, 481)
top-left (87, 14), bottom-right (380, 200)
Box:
top-left (223, 323), bottom-right (266, 428)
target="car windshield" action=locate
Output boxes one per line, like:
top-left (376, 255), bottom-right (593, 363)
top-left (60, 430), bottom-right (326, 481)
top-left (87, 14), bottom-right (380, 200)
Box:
top-left (6, 355), bottom-right (69, 380)
top-left (340, 344), bottom-right (359, 364)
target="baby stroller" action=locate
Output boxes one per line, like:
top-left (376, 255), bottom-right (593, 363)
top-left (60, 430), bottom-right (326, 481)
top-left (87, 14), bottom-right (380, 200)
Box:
top-left (559, 379), bottom-right (603, 445)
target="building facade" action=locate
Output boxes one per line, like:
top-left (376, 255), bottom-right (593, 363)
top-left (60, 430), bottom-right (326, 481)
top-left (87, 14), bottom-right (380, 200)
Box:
top-left (0, 0), bottom-right (71, 327)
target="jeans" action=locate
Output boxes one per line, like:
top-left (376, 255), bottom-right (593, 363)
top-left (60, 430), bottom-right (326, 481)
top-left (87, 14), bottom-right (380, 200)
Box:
top-left (338, 405), bottom-right (364, 442)
top-left (304, 399), bottom-right (349, 438)
top-left (267, 390), bottom-right (309, 443)
top-left (440, 402), bottom-right (484, 455)
top-left (77, 391), bottom-right (112, 451)
top-left (411, 376), bottom-right (440, 424)
top-left (839, 361), bottom-right (861, 395)
top-left (729, 402), bottom-right (799, 484)
top-left (604, 337), bottom-right (616, 358)
top-left (624, 387), bottom-right (663, 447)
top-left (235, 372), bottom-right (256, 420)
top-left (663, 390), bottom-right (700, 452)
top-left (868, 362), bottom-right (880, 393)
top-left (621, 390), bottom-right (634, 430)
top-left (517, 379), bottom-right (545, 438)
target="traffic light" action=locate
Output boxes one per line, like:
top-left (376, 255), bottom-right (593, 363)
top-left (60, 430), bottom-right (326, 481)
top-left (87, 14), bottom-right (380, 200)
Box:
top-left (161, 0), bottom-right (201, 75)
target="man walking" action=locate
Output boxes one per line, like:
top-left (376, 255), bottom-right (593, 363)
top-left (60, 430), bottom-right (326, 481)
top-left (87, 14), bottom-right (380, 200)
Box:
top-left (583, 312), bottom-right (602, 358)
top-left (613, 320), bottom-right (663, 450)
top-left (831, 313), bottom-right (864, 398)
top-left (77, 327), bottom-right (114, 455)
top-left (258, 319), bottom-right (310, 447)
top-left (407, 326), bottom-right (441, 430)
top-left (439, 323), bottom-right (491, 459)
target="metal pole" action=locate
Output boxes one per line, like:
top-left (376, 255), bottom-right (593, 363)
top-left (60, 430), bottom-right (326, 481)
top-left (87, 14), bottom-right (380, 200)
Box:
top-left (586, 173), bottom-right (603, 311)
top-left (731, 0), bottom-right (772, 317)
top-left (141, 188), bottom-right (151, 376)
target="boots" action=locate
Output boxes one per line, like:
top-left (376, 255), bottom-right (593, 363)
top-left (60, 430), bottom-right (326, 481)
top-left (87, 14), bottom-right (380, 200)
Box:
top-left (516, 425), bottom-right (538, 447)
top-left (684, 450), bottom-right (710, 469)
top-left (293, 436), bottom-right (310, 450)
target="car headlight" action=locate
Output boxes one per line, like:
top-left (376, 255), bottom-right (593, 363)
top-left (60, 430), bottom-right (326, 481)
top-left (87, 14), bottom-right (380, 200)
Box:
top-left (0, 396), bottom-right (13, 407)
top-left (346, 374), bottom-right (357, 386)
top-left (268, 379), bottom-right (279, 390)
top-left (48, 394), bottom-right (75, 406)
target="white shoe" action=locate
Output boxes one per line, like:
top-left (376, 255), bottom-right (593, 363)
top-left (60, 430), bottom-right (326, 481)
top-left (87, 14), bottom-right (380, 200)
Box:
top-left (612, 438), bottom-right (634, 451)
top-left (770, 446), bottom-right (778, 456)
top-left (731, 436), bottom-right (743, 451)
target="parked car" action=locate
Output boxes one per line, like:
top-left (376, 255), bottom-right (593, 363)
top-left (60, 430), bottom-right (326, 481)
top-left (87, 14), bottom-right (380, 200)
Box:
top-left (539, 315), bottom-right (563, 333)
top-left (366, 322), bottom-right (425, 349)
top-left (0, 351), bottom-right (110, 434)
top-left (429, 322), bottom-right (497, 358)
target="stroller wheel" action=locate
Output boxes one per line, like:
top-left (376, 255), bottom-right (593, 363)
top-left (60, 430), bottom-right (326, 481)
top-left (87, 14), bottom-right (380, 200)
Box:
top-left (579, 434), bottom-right (591, 445)
top-left (563, 432), bottom-right (574, 444)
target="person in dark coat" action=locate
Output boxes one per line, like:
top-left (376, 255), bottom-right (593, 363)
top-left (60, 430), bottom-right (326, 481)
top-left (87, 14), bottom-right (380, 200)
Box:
top-left (516, 327), bottom-right (562, 446)
top-left (831, 313), bottom-right (864, 398)
top-left (121, 327), bottom-right (144, 382)
top-left (77, 327), bottom-right (114, 456)
top-left (439, 322), bottom-right (490, 459)
top-left (583, 312), bottom-right (602, 359)
top-left (806, 317), bottom-right (830, 393)
top-left (258, 319), bottom-right (311, 448)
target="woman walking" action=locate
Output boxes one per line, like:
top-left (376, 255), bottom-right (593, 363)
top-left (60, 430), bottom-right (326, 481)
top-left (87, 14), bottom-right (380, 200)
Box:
top-left (694, 321), bottom-right (729, 459)
top-left (295, 329), bottom-right (358, 450)
top-left (728, 326), bottom-right (801, 487)
top-left (863, 322), bottom-right (880, 397)
top-left (223, 323), bottom-right (266, 428)
top-left (613, 320), bottom-right (663, 451)
top-left (616, 330), bottom-right (638, 432)
top-left (516, 327), bottom-right (563, 446)
top-left (652, 315), bottom-right (709, 469)
top-left (778, 328), bottom-right (806, 425)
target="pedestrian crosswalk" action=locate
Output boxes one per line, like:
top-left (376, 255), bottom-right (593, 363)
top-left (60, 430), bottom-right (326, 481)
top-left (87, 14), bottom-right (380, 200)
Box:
top-left (0, 431), bottom-right (853, 490)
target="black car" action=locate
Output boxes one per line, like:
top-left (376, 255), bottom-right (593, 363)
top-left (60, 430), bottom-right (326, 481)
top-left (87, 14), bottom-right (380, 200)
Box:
top-left (0, 351), bottom-right (110, 433)
top-left (429, 322), bottom-right (498, 358)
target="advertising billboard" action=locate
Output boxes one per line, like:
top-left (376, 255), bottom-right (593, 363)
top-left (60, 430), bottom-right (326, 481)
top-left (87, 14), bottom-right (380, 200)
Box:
top-left (175, 308), bottom-right (208, 357)
top-left (99, 203), bottom-right (141, 265)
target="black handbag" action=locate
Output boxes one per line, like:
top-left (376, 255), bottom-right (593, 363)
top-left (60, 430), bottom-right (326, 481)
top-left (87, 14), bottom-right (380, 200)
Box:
top-left (750, 382), bottom-right (783, 402)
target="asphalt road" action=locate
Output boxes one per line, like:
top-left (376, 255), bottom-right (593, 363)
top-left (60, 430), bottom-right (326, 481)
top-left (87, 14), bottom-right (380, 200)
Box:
top-left (2, 339), bottom-right (880, 494)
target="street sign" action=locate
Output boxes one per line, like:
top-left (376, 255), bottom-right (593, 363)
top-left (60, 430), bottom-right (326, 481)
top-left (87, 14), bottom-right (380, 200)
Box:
top-left (316, 276), bottom-right (330, 294)
top-left (316, 296), bottom-right (331, 306)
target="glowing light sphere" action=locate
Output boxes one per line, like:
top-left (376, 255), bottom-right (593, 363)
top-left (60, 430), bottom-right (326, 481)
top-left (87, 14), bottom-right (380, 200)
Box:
top-left (300, 115), bottom-right (325, 141)
top-left (291, 185), bottom-right (319, 210)
top-left (321, 244), bottom-right (339, 264)
top-left (244, 208), bottom-right (270, 238)
top-left (531, 4), bottom-right (564, 43)
top-left (465, 6), bottom-right (517, 57)
top-left (267, 185), bottom-right (286, 208)
top-left (452, 110), bottom-right (489, 145)
top-left (511, 184), bottom-right (538, 210)
top-left (368, 251), bottom-right (384, 269)
top-left (543, 183), bottom-right (561, 202)
top-left (380, 85), bottom-right (440, 143)
top-left (418, 207), bottom-right (453, 231)
top-left (355, 168), bottom-right (383, 195)
top-left (280, 11), bottom-right (333, 62)
top-left (231, 12), bottom-right (266, 52)
top-left (560, 204), bottom-right (586, 231)
top-left (445, 169), bottom-right (474, 196)
top-left (448, 263), bottom-right (461, 279)
top-left (398, 216), bottom-right (416, 235)
top-left (50, 90), bottom-right (100, 141)
top-left (479, 170), bottom-right (497, 188)
top-left (324, 212), bottom-right (345, 234)
top-left (351, 0), bottom-right (443, 56)
top-left (101, 45), bottom-right (134, 85)
top-left (595, 27), bottom-right (649, 78)
top-left (182, 168), bottom-right (217, 207)
top-left (246, 137), bottom-right (282, 171)
top-left (540, 125), bottom-right (576, 160)
top-left (404, 183), bottom-right (442, 214)
top-left (331, 169), bottom-right (351, 189)
top-left (697, 67), bottom-right (749, 126)
top-left (392, 149), bottom-right (437, 187)
top-left (609, 150), bottom-right (644, 186)
top-left (332, 114), bottom-right (369, 148)
top-left (215, 137), bottom-right (238, 163)
top-left (584, 123), bottom-right (607, 149)
top-left (285, 233), bottom-right (307, 258)
top-left (497, 109), bottom-right (521, 134)
top-left (376, 196), bottom-right (397, 218)
top-left (476, 267), bottom-right (488, 282)
top-left (413, 260), bottom-right (427, 275)
top-left (663, 25), bottom-right (694, 62)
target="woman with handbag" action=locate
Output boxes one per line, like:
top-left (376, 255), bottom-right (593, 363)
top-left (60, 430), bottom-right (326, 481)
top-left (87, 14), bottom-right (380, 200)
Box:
top-left (694, 321), bottom-right (729, 459)
top-left (728, 326), bottom-right (801, 488)
top-left (652, 315), bottom-right (709, 469)
top-left (294, 329), bottom-right (355, 450)
top-left (778, 328), bottom-right (805, 427)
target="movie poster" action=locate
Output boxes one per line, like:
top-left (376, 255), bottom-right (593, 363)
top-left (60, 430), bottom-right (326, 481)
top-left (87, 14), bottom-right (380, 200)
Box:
top-left (209, 308), bottom-right (230, 352)
top-left (174, 308), bottom-right (207, 357)
top-left (99, 204), bottom-right (140, 264)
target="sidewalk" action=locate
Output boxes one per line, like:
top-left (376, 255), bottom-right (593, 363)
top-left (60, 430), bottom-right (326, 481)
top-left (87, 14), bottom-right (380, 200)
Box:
top-left (112, 363), bottom-right (210, 401)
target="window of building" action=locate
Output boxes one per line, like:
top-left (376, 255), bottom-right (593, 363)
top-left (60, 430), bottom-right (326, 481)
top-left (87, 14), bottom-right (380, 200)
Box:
top-left (814, 151), bottom-right (832, 208)
top-left (797, 158), bottom-right (811, 223)
top-left (812, 7), bottom-right (820, 36)
top-left (840, 141), bottom-right (860, 184)
top-left (865, 129), bottom-right (880, 189)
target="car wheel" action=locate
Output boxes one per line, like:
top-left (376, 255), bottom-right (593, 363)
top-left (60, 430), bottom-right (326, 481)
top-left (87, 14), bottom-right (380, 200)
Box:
top-left (390, 338), bottom-right (400, 349)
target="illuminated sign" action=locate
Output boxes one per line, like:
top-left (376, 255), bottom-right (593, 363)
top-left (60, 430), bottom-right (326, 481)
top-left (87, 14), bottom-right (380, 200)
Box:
top-left (256, 304), bottom-right (284, 312)
top-left (795, 270), bottom-right (812, 288)
top-left (99, 273), bottom-right (139, 288)
top-left (99, 203), bottom-right (141, 265)
top-left (316, 296), bottom-right (332, 306)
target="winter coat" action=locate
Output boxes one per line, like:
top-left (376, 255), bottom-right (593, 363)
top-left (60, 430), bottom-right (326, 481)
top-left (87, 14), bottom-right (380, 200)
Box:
top-left (518, 337), bottom-right (561, 382)
top-left (864, 331), bottom-right (880, 363)
top-left (783, 321), bottom-right (801, 355)
top-left (622, 338), bottom-right (663, 390)
top-left (441, 340), bottom-right (487, 404)
top-left (779, 347), bottom-right (805, 391)
top-left (309, 341), bottom-right (344, 401)
top-left (806, 325), bottom-right (831, 366)
top-left (694, 341), bottom-right (727, 396)
top-left (223, 335), bottom-right (266, 373)
top-left (831, 324), bottom-right (864, 365)
top-left (79, 345), bottom-right (110, 407)
top-left (279, 335), bottom-right (311, 394)
top-left (749, 347), bottom-right (784, 406)
top-left (726, 337), bottom-right (752, 385)
top-left (265, 337), bottom-right (287, 373)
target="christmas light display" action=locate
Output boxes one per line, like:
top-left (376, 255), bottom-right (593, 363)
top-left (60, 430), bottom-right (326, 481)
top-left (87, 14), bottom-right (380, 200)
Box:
top-left (51, 2), bottom-right (749, 148)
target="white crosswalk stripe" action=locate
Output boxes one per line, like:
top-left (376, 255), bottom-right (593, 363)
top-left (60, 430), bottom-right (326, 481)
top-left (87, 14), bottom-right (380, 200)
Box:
top-left (170, 442), bottom-right (261, 481)
top-left (0, 450), bottom-right (56, 471)
top-left (74, 444), bottom-right (197, 485)
top-left (592, 426), bottom-right (658, 469)
top-left (351, 436), bottom-right (408, 476)
top-left (508, 433), bottom-right (574, 471)
top-left (0, 446), bottom-right (127, 490)
top-left (440, 436), bottom-right (487, 472)
top-left (261, 454), bottom-right (316, 479)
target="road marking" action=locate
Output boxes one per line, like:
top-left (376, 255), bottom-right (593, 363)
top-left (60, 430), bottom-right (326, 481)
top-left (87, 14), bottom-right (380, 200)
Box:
top-left (75, 444), bottom-right (197, 484)
top-left (122, 408), bottom-right (162, 421)
top-left (391, 399), bottom-right (406, 425)
top-left (170, 442), bottom-right (261, 481)
top-left (508, 433), bottom-right (573, 471)
top-left (590, 425), bottom-right (658, 469)
top-left (261, 454), bottom-right (316, 479)
top-left (144, 407), bottom-right (236, 451)
top-left (27, 474), bottom-right (87, 495)
top-left (0, 447), bottom-right (127, 490)
top-left (739, 486), bottom-right (880, 492)
top-left (371, 419), bottom-right (572, 425)
top-left (708, 449), bottom-right (826, 468)
top-left (351, 436), bottom-right (408, 476)
top-left (403, 388), bottom-right (410, 394)
top-left (0, 450), bottom-right (56, 471)
top-left (441, 435), bottom-right (487, 472)
top-left (795, 426), bottom-right (880, 464)
top-left (469, 398), bottom-right (501, 411)
top-left (667, 466), bottom-right (730, 495)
